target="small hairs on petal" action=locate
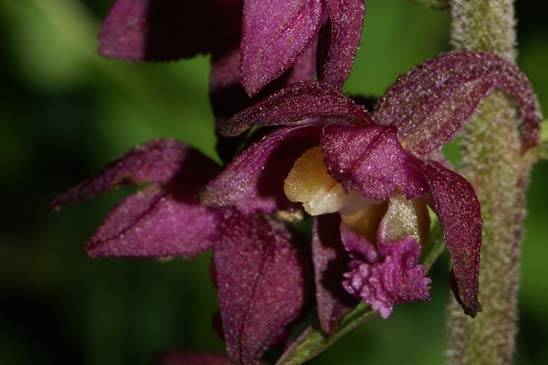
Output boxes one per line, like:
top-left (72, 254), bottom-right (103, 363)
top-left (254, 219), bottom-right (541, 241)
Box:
top-left (374, 51), bottom-right (542, 155)
top-left (202, 126), bottom-right (320, 214)
top-left (321, 125), bottom-right (427, 201)
top-left (421, 160), bottom-right (482, 317)
top-left (86, 188), bottom-right (218, 258)
top-left (50, 139), bottom-right (218, 209)
top-left (214, 211), bottom-right (306, 364)
top-left (318, 0), bottom-right (365, 89)
top-left (241, 0), bottom-right (323, 95)
top-left (222, 81), bottom-right (372, 137)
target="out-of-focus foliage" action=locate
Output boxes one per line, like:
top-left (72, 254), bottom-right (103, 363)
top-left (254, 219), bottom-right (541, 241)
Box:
top-left (0, 1), bottom-right (546, 364)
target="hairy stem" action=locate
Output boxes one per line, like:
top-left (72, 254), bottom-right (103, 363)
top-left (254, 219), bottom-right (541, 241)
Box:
top-left (448, 1), bottom-right (529, 364)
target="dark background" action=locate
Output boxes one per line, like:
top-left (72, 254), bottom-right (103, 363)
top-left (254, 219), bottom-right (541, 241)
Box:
top-left (1, 1), bottom-right (547, 364)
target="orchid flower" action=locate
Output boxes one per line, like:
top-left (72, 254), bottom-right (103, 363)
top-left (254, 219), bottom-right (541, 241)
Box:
top-left (97, 0), bottom-right (364, 123)
top-left (51, 140), bottom-right (307, 365)
top-left (202, 51), bottom-right (542, 327)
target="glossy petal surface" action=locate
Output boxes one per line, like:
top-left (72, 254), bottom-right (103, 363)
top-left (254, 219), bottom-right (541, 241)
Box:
top-left (341, 225), bottom-right (431, 318)
top-left (374, 51), bottom-right (542, 154)
top-left (86, 187), bottom-right (218, 258)
top-left (312, 215), bottom-right (355, 333)
top-left (214, 211), bottom-right (306, 364)
top-left (321, 125), bottom-right (427, 201)
top-left (241, 0), bottom-right (323, 95)
top-left (202, 126), bottom-right (320, 214)
top-left (51, 139), bottom-right (218, 208)
top-left (318, 0), bottom-right (365, 88)
top-left (421, 161), bottom-right (482, 317)
top-left (222, 81), bottom-right (371, 136)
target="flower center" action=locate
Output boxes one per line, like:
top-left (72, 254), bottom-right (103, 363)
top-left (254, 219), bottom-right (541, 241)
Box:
top-left (284, 147), bottom-right (429, 246)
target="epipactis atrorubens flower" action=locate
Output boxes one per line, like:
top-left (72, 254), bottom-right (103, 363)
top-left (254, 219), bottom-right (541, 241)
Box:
top-left (202, 51), bottom-right (542, 327)
top-left (98, 0), bottom-right (365, 123)
top-left (51, 140), bottom-right (308, 365)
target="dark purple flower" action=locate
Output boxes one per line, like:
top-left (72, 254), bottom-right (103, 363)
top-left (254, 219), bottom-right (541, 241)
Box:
top-left (97, 0), bottom-right (365, 124)
top-left (52, 140), bottom-right (307, 365)
top-left (203, 51), bottom-right (542, 322)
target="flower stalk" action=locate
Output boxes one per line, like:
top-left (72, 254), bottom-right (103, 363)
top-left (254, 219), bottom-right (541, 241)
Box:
top-left (448, 0), bottom-right (532, 364)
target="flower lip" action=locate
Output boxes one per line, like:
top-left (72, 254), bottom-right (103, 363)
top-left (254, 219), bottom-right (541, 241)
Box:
top-left (341, 224), bottom-right (431, 319)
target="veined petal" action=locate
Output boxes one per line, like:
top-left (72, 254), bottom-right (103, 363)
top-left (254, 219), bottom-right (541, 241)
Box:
top-left (318, 0), bottom-right (365, 88)
top-left (321, 125), bottom-right (427, 201)
top-left (241, 0), bottom-right (323, 96)
top-left (86, 187), bottom-right (218, 258)
top-left (221, 81), bottom-right (372, 137)
top-left (420, 160), bottom-right (482, 317)
top-left (374, 51), bottom-right (542, 155)
top-left (341, 225), bottom-right (431, 319)
top-left (202, 126), bottom-right (320, 214)
top-left (162, 353), bottom-right (231, 365)
top-left (312, 215), bottom-right (356, 333)
top-left (50, 140), bottom-right (218, 209)
top-left (99, 0), bottom-right (225, 61)
top-left (214, 211), bottom-right (306, 364)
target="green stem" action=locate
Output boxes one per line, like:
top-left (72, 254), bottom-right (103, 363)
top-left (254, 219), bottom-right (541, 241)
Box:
top-left (448, 1), bottom-right (531, 364)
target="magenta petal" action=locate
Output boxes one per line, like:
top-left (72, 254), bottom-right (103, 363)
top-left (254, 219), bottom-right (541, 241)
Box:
top-left (312, 215), bottom-right (356, 333)
top-left (221, 81), bottom-right (372, 136)
top-left (321, 125), bottom-right (427, 201)
top-left (162, 353), bottom-right (231, 365)
top-left (202, 126), bottom-right (320, 214)
top-left (214, 211), bottom-right (306, 364)
top-left (50, 140), bottom-right (218, 209)
top-left (318, 0), bottom-right (365, 88)
top-left (421, 161), bottom-right (482, 317)
top-left (374, 51), bottom-right (542, 155)
top-left (241, 0), bottom-right (323, 96)
top-left (99, 0), bottom-right (222, 61)
top-left (86, 188), bottom-right (217, 258)
top-left (341, 225), bottom-right (431, 318)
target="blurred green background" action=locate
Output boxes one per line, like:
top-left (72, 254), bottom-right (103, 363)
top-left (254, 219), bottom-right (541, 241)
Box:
top-left (1, 1), bottom-right (547, 364)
